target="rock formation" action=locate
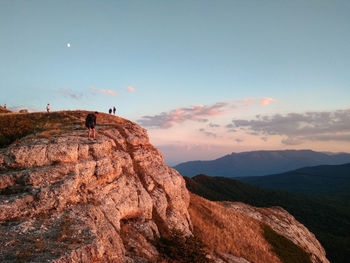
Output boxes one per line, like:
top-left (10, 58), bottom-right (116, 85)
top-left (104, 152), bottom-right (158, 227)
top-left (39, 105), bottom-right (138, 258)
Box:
top-left (221, 202), bottom-right (329, 263)
top-left (0, 112), bottom-right (190, 262)
top-left (0, 111), bottom-right (329, 263)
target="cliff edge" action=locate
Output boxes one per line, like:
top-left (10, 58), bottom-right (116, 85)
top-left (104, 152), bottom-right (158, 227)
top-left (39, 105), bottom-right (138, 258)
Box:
top-left (0, 111), bottom-right (191, 262)
top-left (0, 111), bottom-right (329, 263)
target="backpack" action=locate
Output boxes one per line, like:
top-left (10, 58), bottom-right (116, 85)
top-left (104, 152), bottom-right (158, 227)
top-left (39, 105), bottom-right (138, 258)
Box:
top-left (85, 114), bottom-right (94, 128)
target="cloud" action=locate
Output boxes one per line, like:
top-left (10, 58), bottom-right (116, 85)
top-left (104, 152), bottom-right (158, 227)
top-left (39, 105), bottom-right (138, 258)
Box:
top-left (231, 109), bottom-right (350, 144)
top-left (243, 98), bottom-right (255, 103)
top-left (281, 137), bottom-right (303, 145)
top-left (57, 88), bottom-right (82, 99)
top-left (137, 97), bottom-right (280, 129)
top-left (225, 123), bottom-right (237, 133)
top-left (209, 123), bottom-right (220, 128)
top-left (127, 86), bottom-right (135, 92)
top-left (90, 86), bottom-right (119, 95)
top-left (198, 119), bottom-right (209, 123)
top-left (199, 128), bottom-right (218, 138)
top-left (138, 101), bottom-right (231, 128)
top-left (260, 97), bottom-right (277, 105)
top-left (235, 138), bottom-right (244, 143)
top-left (8, 105), bottom-right (39, 112)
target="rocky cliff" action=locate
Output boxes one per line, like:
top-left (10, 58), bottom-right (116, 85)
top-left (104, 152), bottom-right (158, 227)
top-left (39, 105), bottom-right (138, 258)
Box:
top-left (0, 111), bottom-right (191, 262)
top-left (220, 202), bottom-right (329, 263)
top-left (0, 111), bottom-right (329, 263)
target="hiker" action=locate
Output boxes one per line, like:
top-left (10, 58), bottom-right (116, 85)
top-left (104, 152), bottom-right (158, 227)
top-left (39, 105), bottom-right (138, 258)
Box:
top-left (86, 112), bottom-right (98, 140)
top-left (109, 108), bottom-right (112, 114)
top-left (46, 103), bottom-right (50, 113)
top-left (3, 104), bottom-right (6, 109)
top-left (113, 106), bottom-right (116, 115)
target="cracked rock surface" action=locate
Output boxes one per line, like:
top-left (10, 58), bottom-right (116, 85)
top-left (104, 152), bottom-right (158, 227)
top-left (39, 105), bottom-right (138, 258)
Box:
top-left (0, 113), bottom-right (191, 262)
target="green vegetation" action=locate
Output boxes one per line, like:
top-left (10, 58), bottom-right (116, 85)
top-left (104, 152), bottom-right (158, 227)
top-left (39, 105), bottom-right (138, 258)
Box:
top-left (262, 224), bottom-right (312, 263)
top-left (155, 230), bottom-right (213, 263)
top-left (185, 175), bottom-right (350, 263)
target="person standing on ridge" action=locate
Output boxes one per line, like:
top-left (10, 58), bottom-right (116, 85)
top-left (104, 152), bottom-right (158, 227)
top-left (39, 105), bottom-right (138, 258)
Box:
top-left (46, 103), bottom-right (50, 113)
top-left (86, 111), bottom-right (98, 140)
top-left (3, 104), bottom-right (6, 109)
top-left (109, 108), bottom-right (112, 114)
top-left (113, 106), bottom-right (116, 115)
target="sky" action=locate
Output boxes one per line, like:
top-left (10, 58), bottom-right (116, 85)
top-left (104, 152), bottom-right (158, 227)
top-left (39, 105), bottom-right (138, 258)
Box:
top-left (1, 0), bottom-right (350, 165)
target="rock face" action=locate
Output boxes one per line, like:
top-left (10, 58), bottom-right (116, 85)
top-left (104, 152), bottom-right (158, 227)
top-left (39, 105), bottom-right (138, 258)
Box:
top-left (0, 112), bottom-right (329, 263)
top-left (0, 117), bottom-right (191, 262)
top-left (221, 202), bottom-right (329, 263)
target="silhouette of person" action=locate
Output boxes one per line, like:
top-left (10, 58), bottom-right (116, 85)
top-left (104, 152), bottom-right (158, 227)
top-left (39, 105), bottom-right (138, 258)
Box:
top-left (113, 106), bottom-right (116, 115)
top-left (86, 112), bottom-right (98, 140)
top-left (109, 108), bottom-right (112, 114)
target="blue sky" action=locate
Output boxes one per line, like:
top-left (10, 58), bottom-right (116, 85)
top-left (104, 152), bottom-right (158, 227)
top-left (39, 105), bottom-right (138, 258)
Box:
top-left (1, 0), bottom-right (350, 164)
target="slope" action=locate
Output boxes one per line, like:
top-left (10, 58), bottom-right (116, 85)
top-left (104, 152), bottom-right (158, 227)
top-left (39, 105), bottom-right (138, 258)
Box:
top-left (185, 175), bottom-right (350, 263)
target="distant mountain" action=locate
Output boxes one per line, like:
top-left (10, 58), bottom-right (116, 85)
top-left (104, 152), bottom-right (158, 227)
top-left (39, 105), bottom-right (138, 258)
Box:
top-left (175, 150), bottom-right (350, 177)
top-left (237, 163), bottom-right (350, 194)
top-left (185, 175), bottom-right (350, 263)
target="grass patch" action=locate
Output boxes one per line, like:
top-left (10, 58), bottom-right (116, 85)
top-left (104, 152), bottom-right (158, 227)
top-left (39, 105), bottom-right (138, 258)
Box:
top-left (262, 224), bottom-right (312, 263)
top-left (0, 112), bottom-right (74, 147)
top-left (188, 193), bottom-right (281, 263)
top-left (0, 110), bottom-right (126, 148)
top-left (155, 230), bottom-right (212, 263)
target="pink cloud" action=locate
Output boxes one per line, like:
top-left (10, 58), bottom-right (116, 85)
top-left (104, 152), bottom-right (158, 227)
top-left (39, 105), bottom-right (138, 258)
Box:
top-left (127, 86), bottom-right (135, 92)
top-left (261, 97), bottom-right (277, 105)
top-left (138, 101), bottom-right (231, 128)
top-left (243, 98), bottom-right (256, 103)
top-left (90, 86), bottom-right (119, 95)
top-left (232, 98), bottom-right (255, 109)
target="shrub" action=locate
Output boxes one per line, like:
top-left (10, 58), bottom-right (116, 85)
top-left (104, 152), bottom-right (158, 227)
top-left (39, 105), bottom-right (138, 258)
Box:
top-left (262, 224), bottom-right (312, 263)
top-left (155, 229), bottom-right (213, 263)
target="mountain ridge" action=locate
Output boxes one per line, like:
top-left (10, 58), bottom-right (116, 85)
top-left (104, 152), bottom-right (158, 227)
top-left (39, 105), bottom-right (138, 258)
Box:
top-left (175, 149), bottom-right (350, 177)
top-left (236, 162), bottom-right (350, 194)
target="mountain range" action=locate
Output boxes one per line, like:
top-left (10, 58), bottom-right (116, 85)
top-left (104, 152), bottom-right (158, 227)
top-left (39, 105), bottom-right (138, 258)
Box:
top-left (174, 149), bottom-right (350, 177)
top-left (237, 163), bottom-right (350, 194)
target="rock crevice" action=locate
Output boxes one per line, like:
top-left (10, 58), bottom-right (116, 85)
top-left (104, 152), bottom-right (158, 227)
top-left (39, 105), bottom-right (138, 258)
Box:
top-left (0, 112), bottom-right (329, 263)
top-left (0, 118), bottom-right (190, 262)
